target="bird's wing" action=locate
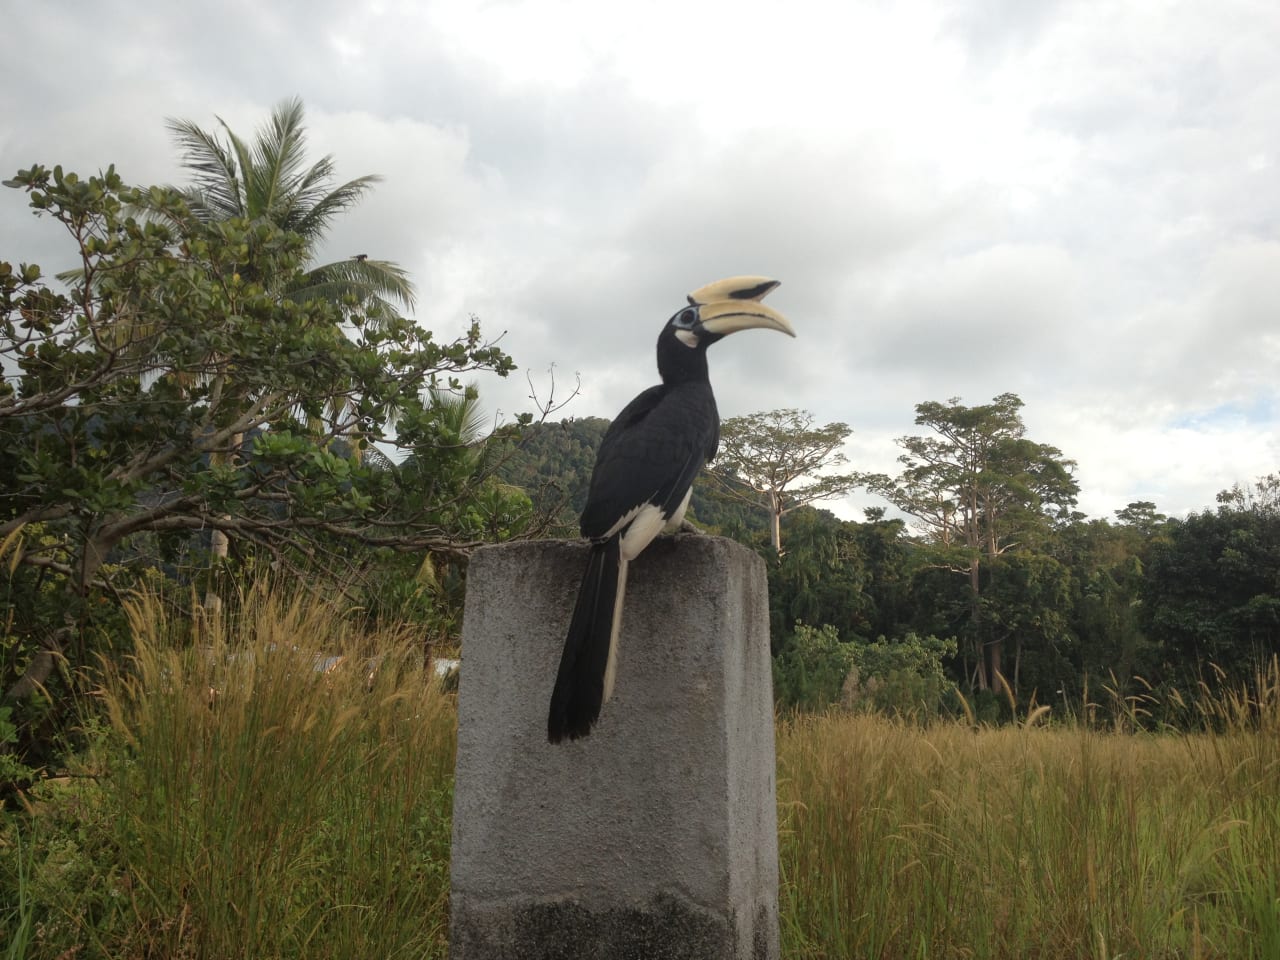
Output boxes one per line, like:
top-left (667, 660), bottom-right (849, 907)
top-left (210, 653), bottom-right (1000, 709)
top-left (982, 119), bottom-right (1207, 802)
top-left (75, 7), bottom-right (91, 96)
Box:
top-left (580, 383), bottom-right (718, 540)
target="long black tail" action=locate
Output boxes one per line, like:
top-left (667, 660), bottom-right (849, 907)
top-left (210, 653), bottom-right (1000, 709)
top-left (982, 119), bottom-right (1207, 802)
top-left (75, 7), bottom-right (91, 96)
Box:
top-left (547, 536), bottom-right (623, 743)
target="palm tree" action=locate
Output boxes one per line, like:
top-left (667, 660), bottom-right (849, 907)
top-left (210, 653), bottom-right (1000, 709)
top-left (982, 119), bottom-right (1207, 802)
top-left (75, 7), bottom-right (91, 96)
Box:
top-left (162, 95), bottom-right (415, 314)
top-left (153, 97), bottom-right (417, 607)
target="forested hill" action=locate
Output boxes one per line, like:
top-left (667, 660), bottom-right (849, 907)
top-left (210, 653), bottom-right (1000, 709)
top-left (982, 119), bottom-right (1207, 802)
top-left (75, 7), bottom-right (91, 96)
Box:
top-left (491, 417), bottom-right (607, 534)
top-left (493, 417), bottom-right (770, 539)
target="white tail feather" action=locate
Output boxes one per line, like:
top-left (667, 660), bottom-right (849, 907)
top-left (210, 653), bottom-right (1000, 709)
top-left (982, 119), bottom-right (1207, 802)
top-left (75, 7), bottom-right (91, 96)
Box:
top-left (602, 557), bottom-right (628, 703)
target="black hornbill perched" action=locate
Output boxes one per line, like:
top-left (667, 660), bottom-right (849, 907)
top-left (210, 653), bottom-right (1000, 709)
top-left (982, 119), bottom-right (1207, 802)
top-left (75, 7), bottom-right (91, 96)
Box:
top-left (547, 276), bottom-right (795, 743)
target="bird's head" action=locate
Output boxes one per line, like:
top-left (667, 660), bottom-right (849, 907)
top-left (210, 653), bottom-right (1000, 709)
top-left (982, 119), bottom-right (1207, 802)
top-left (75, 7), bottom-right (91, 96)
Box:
top-left (666, 276), bottom-right (796, 352)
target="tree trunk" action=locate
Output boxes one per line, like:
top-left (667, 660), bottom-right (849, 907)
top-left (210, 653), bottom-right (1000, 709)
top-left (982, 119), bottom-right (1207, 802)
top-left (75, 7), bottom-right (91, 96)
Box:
top-left (769, 491), bottom-right (782, 554)
top-left (202, 432), bottom-right (241, 616)
top-left (984, 554), bottom-right (1008, 701)
top-left (969, 555), bottom-right (988, 690)
top-left (4, 639), bottom-right (64, 705)
top-left (204, 527), bottom-right (228, 616)
top-left (985, 637), bottom-right (1004, 699)
top-left (1013, 635), bottom-right (1022, 697)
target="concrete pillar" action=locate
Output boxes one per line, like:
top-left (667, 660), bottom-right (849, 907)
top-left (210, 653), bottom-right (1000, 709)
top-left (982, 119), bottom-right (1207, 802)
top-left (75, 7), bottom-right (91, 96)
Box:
top-left (449, 535), bottom-right (779, 960)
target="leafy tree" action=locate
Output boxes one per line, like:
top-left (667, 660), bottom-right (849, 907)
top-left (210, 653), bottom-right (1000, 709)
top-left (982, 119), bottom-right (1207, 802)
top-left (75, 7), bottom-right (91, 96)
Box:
top-left (772, 622), bottom-right (854, 710)
top-left (140, 99), bottom-right (418, 596)
top-left (1141, 476), bottom-right (1280, 685)
top-left (1051, 509), bottom-right (1169, 704)
top-left (707, 408), bottom-right (862, 552)
top-left (762, 508), bottom-right (913, 647)
top-left (1114, 500), bottom-right (1168, 537)
top-left (867, 393), bottom-right (1079, 695)
top-left (767, 509), bottom-right (872, 646)
top-left (850, 509), bottom-right (916, 638)
top-left (0, 164), bottom-right (515, 718)
top-left (376, 384), bottom-right (537, 640)
top-left (982, 551), bottom-right (1072, 696)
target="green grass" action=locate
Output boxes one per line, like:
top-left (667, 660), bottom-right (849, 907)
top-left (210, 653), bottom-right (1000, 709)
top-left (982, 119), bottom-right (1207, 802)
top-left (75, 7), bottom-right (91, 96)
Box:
top-left (2, 588), bottom-right (1277, 959)
top-left (2, 829), bottom-right (34, 960)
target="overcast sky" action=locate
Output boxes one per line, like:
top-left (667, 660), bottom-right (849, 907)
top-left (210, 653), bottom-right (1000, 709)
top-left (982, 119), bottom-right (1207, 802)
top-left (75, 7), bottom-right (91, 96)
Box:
top-left (4, 0), bottom-right (1279, 522)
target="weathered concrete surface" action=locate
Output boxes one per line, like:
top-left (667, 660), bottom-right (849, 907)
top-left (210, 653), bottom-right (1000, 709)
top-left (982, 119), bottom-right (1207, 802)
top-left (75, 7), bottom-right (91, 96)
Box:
top-left (450, 535), bottom-right (779, 960)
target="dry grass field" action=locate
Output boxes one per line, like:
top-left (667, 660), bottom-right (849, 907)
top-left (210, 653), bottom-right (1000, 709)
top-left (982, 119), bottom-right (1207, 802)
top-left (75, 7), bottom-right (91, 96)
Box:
top-left (777, 704), bottom-right (1278, 959)
top-left (4, 588), bottom-right (1276, 958)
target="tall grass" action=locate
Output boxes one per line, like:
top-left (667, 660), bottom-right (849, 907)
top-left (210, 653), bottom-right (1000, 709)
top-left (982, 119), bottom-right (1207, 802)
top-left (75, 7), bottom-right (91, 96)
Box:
top-left (14, 582), bottom-right (458, 960)
top-left (2, 830), bottom-right (35, 960)
top-left (777, 666), bottom-right (1280, 959)
top-left (5, 581), bottom-right (1277, 959)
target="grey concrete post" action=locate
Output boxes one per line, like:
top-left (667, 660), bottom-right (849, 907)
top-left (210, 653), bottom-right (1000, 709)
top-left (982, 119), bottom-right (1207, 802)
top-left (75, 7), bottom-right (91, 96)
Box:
top-left (449, 535), bottom-right (779, 960)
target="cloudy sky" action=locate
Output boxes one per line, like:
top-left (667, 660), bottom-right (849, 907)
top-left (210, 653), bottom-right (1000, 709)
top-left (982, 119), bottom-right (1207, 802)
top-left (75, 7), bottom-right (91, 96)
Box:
top-left (4, 0), bottom-right (1279, 521)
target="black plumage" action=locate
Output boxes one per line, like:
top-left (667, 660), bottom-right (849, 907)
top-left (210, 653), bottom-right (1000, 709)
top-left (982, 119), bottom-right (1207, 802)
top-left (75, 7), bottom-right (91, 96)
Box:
top-left (547, 278), bottom-right (794, 743)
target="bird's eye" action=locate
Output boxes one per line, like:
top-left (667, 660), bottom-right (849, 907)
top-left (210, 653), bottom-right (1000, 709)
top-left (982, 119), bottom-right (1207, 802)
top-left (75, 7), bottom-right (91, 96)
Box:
top-left (677, 308), bottom-right (697, 327)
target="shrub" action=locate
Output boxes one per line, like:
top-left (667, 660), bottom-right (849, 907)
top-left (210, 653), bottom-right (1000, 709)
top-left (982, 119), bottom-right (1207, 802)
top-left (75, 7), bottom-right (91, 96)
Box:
top-left (841, 632), bottom-right (959, 718)
top-left (774, 624), bottom-right (958, 718)
top-left (773, 623), bottom-right (854, 710)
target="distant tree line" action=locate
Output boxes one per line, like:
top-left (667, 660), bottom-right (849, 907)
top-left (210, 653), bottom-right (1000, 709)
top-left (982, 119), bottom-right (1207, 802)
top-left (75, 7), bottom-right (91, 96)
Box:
top-left (498, 407), bottom-right (1280, 722)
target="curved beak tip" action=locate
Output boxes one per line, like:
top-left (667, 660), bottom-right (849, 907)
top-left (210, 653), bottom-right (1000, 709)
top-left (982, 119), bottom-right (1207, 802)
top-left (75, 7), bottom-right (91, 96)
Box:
top-left (683, 276), bottom-right (796, 338)
top-left (697, 300), bottom-right (797, 339)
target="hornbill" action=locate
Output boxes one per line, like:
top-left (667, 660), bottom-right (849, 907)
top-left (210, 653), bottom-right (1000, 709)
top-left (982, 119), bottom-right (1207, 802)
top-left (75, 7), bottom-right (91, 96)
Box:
top-left (547, 276), bottom-right (795, 743)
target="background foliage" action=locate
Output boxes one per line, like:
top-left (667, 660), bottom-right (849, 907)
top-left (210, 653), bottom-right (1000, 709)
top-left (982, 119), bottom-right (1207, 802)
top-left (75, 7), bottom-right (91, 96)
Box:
top-left (0, 162), bottom-right (521, 763)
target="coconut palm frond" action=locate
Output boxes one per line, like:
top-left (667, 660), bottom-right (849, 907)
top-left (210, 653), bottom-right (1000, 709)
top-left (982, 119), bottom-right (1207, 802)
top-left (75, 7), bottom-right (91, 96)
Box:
top-left (428, 385), bottom-right (489, 448)
top-left (291, 175), bottom-right (382, 243)
top-left (292, 258), bottom-right (416, 313)
top-left (223, 124), bottom-right (272, 223)
top-left (247, 97), bottom-right (312, 222)
top-left (288, 151), bottom-right (342, 207)
top-left (163, 117), bottom-right (244, 221)
top-left (160, 100), bottom-right (415, 308)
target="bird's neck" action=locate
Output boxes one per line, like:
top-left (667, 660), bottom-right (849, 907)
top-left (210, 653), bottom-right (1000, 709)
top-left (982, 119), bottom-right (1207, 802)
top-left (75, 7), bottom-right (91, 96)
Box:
top-left (656, 337), bottom-right (710, 386)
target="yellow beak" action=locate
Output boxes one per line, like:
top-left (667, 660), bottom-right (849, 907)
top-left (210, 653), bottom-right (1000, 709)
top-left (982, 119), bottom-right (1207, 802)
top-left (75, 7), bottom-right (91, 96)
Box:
top-left (687, 276), bottom-right (796, 338)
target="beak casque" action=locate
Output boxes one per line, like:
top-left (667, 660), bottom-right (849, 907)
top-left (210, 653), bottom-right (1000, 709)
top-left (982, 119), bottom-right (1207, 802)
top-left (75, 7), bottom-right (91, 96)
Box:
top-left (687, 276), bottom-right (796, 338)
top-left (687, 276), bottom-right (781, 304)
